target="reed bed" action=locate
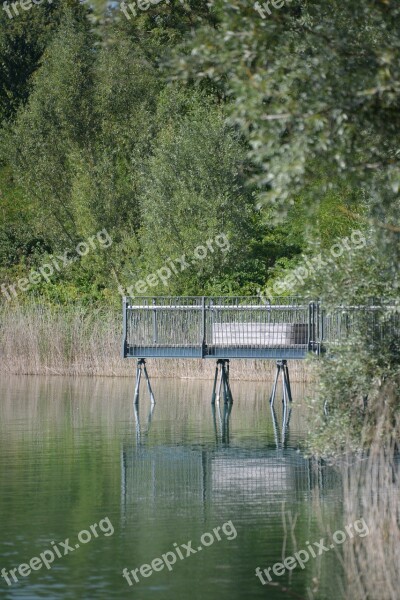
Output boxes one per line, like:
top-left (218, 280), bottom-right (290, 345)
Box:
top-left (0, 303), bottom-right (311, 380)
top-left (341, 400), bottom-right (400, 600)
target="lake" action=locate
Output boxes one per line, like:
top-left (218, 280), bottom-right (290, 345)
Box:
top-left (0, 375), bottom-right (346, 599)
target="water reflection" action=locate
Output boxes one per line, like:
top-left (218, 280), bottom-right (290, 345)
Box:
top-left (271, 404), bottom-right (292, 449)
top-left (134, 403), bottom-right (156, 444)
top-left (0, 376), bottom-right (343, 600)
top-left (123, 398), bottom-right (339, 517)
top-left (211, 402), bottom-right (233, 444)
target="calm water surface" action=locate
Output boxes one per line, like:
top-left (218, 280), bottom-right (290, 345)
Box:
top-left (0, 376), bottom-right (344, 599)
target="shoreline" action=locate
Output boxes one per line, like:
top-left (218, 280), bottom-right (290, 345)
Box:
top-left (0, 359), bottom-right (312, 381)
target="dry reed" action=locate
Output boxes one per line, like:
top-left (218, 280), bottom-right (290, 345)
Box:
top-left (341, 398), bottom-right (400, 600)
top-left (0, 303), bottom-right (311, 380)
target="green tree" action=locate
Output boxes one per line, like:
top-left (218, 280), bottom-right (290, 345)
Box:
top-left (169, 0), bottom-right (400, 440)
top-left (135, 87), bottom-right (262, 295)
top-left (170, 0), bottom-right (400, 217)
top-left (4, 7), bottom-right (94, 247)
top-left (0, 0), bottom-right (86, 122)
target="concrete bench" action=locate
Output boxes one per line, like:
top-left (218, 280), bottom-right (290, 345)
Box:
top-left (211, 323), bottom-right (309, 346)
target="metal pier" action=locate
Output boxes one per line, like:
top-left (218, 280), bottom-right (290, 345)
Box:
top-left (122, 296), bottom-right (397, 407)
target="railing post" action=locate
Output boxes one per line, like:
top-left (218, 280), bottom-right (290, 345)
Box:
top-left (319, 300), bottom-right (324, 355)
top-left (152, 297), bottom-right (158, 344)
top-left (202, 296), bottom-right (206, 358)
top-left (308, 300), bottom-right (322, 353)
top-left (122, 296), bottom-right (128, 358)
top-left (308, 301), bottom-right (314, 352)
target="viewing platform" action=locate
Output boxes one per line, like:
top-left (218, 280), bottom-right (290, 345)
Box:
top-left (122, 296), bottom-right (323, 360)
top-left (122, 296), bottom-right (394, 407)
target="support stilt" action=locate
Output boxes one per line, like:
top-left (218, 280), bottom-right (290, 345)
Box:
top-left (269, 360), bottom-right (292, 409)
top-left (283, 361), bottom-right (293, 403)
top-left (134, 359), bottom-right (155, 406)
top-left (211, 359), bottom-right (233, 405)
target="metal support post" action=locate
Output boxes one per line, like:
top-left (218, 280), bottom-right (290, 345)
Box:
top-left (134, 358), bottom-right (155, 406)
top-left (269, 360), bottom-right (293, 409)
top-left (211, 359), bottom-right (233, 405)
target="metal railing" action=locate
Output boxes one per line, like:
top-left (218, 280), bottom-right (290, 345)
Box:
top-left (122, 296), bottom-right (399, 359)
top-left (321, 303), bottom-right (400, 352)
top-left (122, 297), bottom-right (322, 359)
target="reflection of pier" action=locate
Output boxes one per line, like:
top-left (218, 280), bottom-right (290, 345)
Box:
top-left (133, 401), bottom-right (290, 449)
top-left (122, 403), bottom-right (337, 515)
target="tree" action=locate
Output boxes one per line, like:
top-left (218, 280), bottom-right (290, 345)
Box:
top-left (169, 0), bottom-right (400, 440)
top-left (3, 7), bottom-right (94, 246)
top-left (0, 0), bottom-right (85, 122)
top-left (136, 87), bottom-right (262, 295)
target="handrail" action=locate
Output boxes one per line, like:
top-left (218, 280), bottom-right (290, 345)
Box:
top-left (127, 304), bottom-right (307, 310)
top-left (122, 297), bottom-right (398, 359)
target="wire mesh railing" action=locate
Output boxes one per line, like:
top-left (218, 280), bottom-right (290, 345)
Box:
top-left (322, 303), bottom-right (400, 352)
top-left (126, 297), bottom-right (204, 347)
top-left (122, 297), bottom-right (399, 359)
top-left (204, 297), bottom-right (310, 348)
top-left (122, 297), bottom-right (319, 358)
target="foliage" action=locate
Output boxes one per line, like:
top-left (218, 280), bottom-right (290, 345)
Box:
top-left (0, 3), bottom-right (303, 301)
